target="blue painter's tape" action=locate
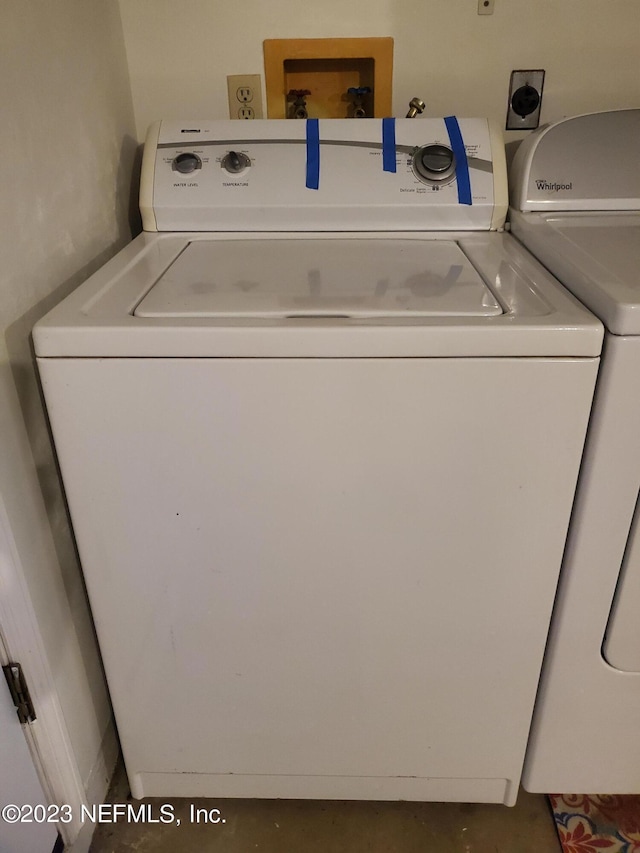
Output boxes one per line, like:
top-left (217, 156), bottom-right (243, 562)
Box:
top-left (382, 118), bottom-right (396, 173)
top-left (444, 116), bottom-right (472, 206)
top-left (306, 119), bottom-right (320, 190)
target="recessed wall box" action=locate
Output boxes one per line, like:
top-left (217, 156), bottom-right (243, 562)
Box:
top-left (264, 38), bottom-right (393, 119)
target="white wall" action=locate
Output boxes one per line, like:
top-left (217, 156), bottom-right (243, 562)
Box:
top-left (119, 0), bottom-right (640, 141)
top-left (0, 0), bottom-right (136, 813)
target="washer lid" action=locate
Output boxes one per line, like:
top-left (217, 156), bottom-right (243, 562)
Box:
top-left (134, 239), bottom-right (502, 319)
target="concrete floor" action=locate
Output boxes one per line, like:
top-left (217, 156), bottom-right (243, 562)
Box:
top-left (88, 761), bottom-right (562, 853)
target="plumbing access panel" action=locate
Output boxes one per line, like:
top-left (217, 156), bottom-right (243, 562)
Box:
top-left (264, 38), bottom-right (393, 120)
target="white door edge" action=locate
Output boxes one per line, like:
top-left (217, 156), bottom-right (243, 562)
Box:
top-left (0, 494), bottom-right (93, 848)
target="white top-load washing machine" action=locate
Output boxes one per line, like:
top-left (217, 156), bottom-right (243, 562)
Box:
top-left (34, 118), bottom-right (602, 805)
top-left (510, 109), bottom-right (640, 794)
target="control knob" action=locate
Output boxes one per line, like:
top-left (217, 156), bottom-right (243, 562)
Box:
top-left (172, 152), bottom-right (202, 174)
top-left (221, 151), bottom-right (251, 174)
top-left (412, 144), bottom-right (456, 184)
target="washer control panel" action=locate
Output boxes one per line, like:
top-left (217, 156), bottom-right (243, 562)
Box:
top-left (141, 118), bottom-right (507, 232)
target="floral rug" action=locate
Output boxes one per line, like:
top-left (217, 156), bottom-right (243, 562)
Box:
top-left (550, 794), bottom-right (640, 853)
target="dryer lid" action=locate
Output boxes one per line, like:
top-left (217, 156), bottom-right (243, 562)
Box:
top-left (134, 239), bottom-right (502, 319)
top-left (512, 211), bottom-right (640, 335)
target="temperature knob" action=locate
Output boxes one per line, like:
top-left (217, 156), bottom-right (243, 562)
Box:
top-left (221, 151), bottom-right (251, 174)
top-left (172, 152), bottom-right (202, 174)
top-left (412, 144), bottom-right (456, 184)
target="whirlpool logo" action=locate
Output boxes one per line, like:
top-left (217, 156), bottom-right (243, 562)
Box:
top-left (535, 179), bottom-right (573, 192)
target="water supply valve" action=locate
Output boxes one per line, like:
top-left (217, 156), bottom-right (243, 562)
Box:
top-left (406, 97), bottom-right (426, 118)
top-left (347, 86), bottom-right (372, 118)
top-left (287, 89), bottom-right (311, 119)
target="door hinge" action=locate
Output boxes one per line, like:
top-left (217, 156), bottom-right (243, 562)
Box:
top-left (2, 663), bottom-right (37, 723)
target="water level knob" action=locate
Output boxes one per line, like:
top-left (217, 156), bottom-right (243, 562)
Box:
top-left (172, 153), bottom-right (201, 174)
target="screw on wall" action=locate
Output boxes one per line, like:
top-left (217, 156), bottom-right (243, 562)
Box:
top-left (506, 70), bottom-right (545, 130)
top-left (477, 0), bottom-right (495, 15)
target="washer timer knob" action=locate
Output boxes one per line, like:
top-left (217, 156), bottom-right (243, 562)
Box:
top-left (172, 152), bottom-right (202, 174)
top-left (221, 151), bottom-right (251, 174)
top-left (412, 144), bottom-right (456, 183)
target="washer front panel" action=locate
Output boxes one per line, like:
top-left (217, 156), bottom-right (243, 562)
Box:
top-left (37, 354), bottom-right (599, 802)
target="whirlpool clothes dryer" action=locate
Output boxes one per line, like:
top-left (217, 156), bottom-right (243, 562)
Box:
top-left (510, 109), bottom-right (640, 793)
top-left (34, 118), bottom-right (602, 805)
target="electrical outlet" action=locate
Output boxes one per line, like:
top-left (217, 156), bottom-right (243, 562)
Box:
top-left (506, 69), bottom-right (545, 130)
top-left (477, 0), bottom-right (495, 14)
top-left (227, 74), bottom-right (263, 119)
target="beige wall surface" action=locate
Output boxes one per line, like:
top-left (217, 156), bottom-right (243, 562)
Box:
top-left (119, 0), bottom-right (640, 141)
top-left (0, 0), bottom-right (136, 794)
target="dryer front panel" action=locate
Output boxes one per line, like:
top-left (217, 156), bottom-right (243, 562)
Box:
top-left (603, 494), bottom-right (640, 672)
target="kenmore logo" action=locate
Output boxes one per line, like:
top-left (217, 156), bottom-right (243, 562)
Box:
top-left (535, 179), bottom-right (573, 192)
